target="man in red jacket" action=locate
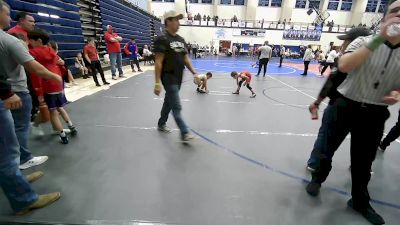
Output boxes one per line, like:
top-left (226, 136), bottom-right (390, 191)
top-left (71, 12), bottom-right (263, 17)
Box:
top-left (28, 29), bottom-right (77, 144)
top-left (104, 25), bottom-right (124, 80)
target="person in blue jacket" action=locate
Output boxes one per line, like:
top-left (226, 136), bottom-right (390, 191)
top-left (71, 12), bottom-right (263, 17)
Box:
top-left (124, 37), bottom-right (142, 72)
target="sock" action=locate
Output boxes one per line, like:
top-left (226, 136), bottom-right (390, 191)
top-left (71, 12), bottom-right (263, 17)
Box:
top-left (59, 131), bottom-right (66, 137)
top-left (66, 121), bottom-right (73, 127)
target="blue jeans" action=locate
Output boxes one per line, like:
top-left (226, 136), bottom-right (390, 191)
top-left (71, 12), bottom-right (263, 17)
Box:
top-left (158, 85), bottom-right (189, 137)
top-left (307, 104), bottom-right (346, 169)
top-left (0, 100), bottom-right (38, 212)
top-left (11, 92), bottom-right (33, 164)
top-left (109, 52), bottom-right (123, 77)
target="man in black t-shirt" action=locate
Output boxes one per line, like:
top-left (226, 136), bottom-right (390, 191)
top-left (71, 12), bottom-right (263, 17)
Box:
top-left (154, 10), bottom-right (199, 143)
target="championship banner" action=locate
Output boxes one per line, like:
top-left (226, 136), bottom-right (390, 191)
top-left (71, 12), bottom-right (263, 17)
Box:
top-left (232, 22), bottom-right (239, 27)
top-left (283, 25), bottom-right (322, 41)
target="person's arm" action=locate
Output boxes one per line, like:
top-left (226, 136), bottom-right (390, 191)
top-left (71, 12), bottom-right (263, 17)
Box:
top-left (184, 54), bottom-right (197, 75)
top-left (84, 51), bottom-right (91, 64)
top-left (75, 57), bottom-right (83, 67)
top-left (269, 47), bottom-right (272, 58)
top-left (154, 53), bottom-right (164, 96)
top-left (201, 78), bottom-right (208, 91)
top-left (57, 56), bottom-right (65, 66)
top-left (0, 73), bottom-right (13, 102)
top-left (105, 33), bottom-right (119, 43)
top-left (339, 18), bottom-right (400, 72)
top-left (24, 60), bottom-right (62, 82)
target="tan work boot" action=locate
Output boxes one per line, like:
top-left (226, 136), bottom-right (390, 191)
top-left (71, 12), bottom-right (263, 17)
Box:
top-left (25, 171), bottom-right (44, 183)
top-left (16, 192), bottom-right (61, 216)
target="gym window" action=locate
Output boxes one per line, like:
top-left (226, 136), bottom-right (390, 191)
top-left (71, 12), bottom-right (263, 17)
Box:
top-left (341, 0), bottom-right (352, 11)
top-left (378, 0), bottom-right (389, 13)
top-left (270, 0), bottom-right (282, 7)
top-left (220, 0), bottom-right (231, 4)
top-left (365, 0), bottom-right (379, 12)
top-left (201, 0), bottom-right (213, 3)
top-left (295, 0), bottom-right (306, 8)
top-left (234, 0), bottom-right (245, 5)
top-left (327, 0), bottom-right (339, 10)
top-left (258, 0), bottom-right (269, 6)
top-left (309, 0), bottom-right (321, 9)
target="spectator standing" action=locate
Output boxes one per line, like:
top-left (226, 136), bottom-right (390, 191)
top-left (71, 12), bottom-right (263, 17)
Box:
top-left (124, 37), bottom-right (142, 72)
top-left (0, 0), bottom-right (61, 214)
top-left (84, 38), bottom-right (110, 86)
top-left (7, 12), bottom-right (35, 41)
top-left (301, 45), bottom-right (314, 76)
top-left (104, 25), bottom-right (124, 80)
top-left (320, 46), bottom-right (339, 76)
top-left (256, 41), bottom-right (272, 77)
top-left (153, 10), bottom-right (198, 142)
top-left (279, 44), bottom-right (286, 67)
top-left (192, 42), bottom-right (199, 59)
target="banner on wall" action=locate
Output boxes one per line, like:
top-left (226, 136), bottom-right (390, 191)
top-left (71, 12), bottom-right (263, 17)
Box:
top-left (232, 29), bottom-right (266, 37)
top-left (283, 26), bottom-right (322, 41)
top-left (214, 28), bottom-right (229, 39)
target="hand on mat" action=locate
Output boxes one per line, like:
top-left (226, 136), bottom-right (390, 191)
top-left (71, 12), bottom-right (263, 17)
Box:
top-left (309, 103), bottom-right (319, 120)
top-left (383, 90), bottom-right (400, 105)
top-left (154, 84), bottom-right (162, 96)
top-left (4, 94), bottom-right (22, 110)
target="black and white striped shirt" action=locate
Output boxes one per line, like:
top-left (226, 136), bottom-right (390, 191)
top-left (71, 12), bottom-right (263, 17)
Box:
top-left (337, 35), bottom-right (400, 106)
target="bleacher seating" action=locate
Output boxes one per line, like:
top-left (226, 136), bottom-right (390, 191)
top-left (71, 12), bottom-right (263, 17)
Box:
top-left (5, 0), bottom-right (161, 71)
top-left (6, 0), bottom-right (84, 72)
top-left (99, 0), bottom-right (153, 62)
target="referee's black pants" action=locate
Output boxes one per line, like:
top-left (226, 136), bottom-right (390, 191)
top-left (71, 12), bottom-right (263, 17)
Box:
top-left (380, 109), bottom-right (400, 149)
top-left (311, 96), bottom-right (389, 209)
top-left (257, 58), bottom-right (269, 76)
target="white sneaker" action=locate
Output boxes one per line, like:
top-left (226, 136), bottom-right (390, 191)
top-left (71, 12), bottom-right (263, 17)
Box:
top-left (19, 156), bottom-right (49, 170)
top-left (31, 125), bottom-right (45, 137)
top-left (52, 129), bottom-right (71, 135)
top-left (181, 133), bottom-right (196, 143)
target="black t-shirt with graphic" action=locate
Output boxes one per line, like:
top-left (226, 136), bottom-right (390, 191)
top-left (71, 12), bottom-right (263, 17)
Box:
top-left (154, 32), bottom-right (187, 85)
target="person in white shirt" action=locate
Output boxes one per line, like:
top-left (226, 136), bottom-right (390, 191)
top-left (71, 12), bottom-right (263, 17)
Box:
top-left (321, 46), bottom-right (339, 76)
top-left (256, 41), bottom-right (272, 77)
top-left (301, 45), bottom-right (314, 76)
top-left (143, 44), bottom-right (154, 65)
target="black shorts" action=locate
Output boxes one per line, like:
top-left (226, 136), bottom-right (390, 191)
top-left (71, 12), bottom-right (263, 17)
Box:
top-left (44, 93), bottom-right (68, 110)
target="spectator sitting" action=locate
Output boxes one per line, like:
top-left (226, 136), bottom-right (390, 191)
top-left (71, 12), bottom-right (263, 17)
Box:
top-left (196, 13), bottom-right (201, 21)
top-left (233, 15), bottom-right (238, 22)
top-left (207, 15), bottom-right (211, 21)
top-left (203, 15), bottom-right (206, 21)
top-left (75, 53), bottom-right (89, 79)
top-left (358, 23), bottom-right (362, 27)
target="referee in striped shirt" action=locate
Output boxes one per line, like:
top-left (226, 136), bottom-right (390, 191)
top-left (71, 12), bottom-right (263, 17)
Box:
top-left (306, 1), bottom-right (400, 224)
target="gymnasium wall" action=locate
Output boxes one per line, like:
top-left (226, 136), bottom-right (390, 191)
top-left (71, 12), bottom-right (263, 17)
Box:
top-left (178, 26), bottom-right (342, 51)
top-left (254, 7), bottom-right (281, 21)
top-left (151, 2), bottom-right (175, 17)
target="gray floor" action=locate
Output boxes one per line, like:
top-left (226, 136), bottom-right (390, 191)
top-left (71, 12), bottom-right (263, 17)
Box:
top-left (1, 69), bottom-right (399, 225)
